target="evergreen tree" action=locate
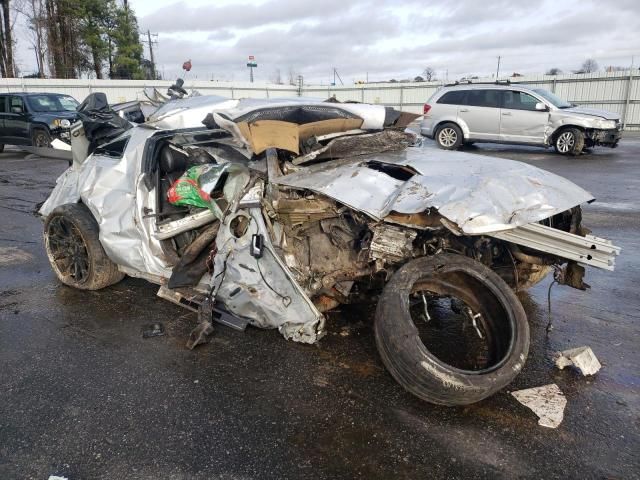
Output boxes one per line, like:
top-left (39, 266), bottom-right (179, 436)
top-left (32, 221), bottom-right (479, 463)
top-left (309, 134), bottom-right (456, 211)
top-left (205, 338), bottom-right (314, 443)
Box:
top-left (111, 3), bottom-right (143, 79)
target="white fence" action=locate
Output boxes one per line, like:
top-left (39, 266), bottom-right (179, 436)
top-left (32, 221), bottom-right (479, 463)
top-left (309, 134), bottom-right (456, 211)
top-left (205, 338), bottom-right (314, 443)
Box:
top-left (1, 70), bottom-right (638, 130)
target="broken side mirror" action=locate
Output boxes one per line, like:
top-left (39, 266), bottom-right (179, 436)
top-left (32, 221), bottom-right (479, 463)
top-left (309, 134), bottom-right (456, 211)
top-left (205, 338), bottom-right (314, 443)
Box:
top-left (535, 102), bottom-right (548, 111)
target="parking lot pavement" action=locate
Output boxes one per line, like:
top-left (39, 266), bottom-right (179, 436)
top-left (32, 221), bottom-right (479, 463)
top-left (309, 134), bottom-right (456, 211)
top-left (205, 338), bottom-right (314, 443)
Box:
top-left (1, 138), bottom-right (639, 480)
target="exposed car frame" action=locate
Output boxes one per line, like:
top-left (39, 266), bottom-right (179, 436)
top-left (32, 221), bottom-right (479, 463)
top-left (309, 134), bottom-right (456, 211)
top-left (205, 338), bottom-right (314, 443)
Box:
top-left (39, 94), bottom-right (620, 406)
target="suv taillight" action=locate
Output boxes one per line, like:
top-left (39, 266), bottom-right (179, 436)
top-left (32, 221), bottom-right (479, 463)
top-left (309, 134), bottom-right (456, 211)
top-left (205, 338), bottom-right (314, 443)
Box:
top-left (423, 104), bottom-right (432, 115)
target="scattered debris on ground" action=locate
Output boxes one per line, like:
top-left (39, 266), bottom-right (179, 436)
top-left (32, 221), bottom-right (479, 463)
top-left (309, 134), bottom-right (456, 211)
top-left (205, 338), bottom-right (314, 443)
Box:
top-left (511, 383), bottom-right (567, 428)
top-left (141, 322), bottom-right (165, 338)
top-left (186, 320), bottom-right (214, 350)
top-left (555, 346), bottom-right (601, 375)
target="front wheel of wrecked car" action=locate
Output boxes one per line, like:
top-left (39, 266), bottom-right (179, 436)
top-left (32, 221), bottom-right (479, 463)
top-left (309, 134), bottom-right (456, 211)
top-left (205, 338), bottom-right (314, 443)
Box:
top-left (44, 203), bottom-right (125, 290)
top-left (374, 254), bottom-right (529, 406)
top-left (554, 127), bottom-right (585, 156)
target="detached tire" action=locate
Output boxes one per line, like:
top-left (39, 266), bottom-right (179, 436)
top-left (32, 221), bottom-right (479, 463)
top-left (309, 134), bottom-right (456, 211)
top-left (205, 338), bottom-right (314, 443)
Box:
top-left (375, 254), bottom-right (529, 406)
top-left (44, 203), bottom-right (124, 290)
top-left (554, 127), bottom-right (584, 156)
top-left (435, 123), bottom-right (463, 150)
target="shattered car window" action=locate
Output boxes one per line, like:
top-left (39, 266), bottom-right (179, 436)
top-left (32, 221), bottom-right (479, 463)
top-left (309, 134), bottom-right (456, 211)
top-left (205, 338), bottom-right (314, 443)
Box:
top-left (93, 134), bottom-right (131, 158)
top-left (26, 94), bottom-right (79, 112)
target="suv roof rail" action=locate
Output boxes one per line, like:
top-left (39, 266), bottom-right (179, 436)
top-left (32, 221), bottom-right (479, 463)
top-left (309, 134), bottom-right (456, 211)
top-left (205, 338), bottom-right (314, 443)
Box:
top-left (443, 79), bottom-right (512, 87)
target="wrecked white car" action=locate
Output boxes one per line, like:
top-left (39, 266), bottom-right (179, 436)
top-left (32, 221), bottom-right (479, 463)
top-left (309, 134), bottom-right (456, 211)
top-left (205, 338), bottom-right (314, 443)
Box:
top-left (39, 93), bottom-right (620, 406)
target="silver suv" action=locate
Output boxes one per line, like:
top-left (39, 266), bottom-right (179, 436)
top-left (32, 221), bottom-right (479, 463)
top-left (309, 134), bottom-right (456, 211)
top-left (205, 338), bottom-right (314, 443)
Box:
top-left (421, 83), bottom-right (622, 155)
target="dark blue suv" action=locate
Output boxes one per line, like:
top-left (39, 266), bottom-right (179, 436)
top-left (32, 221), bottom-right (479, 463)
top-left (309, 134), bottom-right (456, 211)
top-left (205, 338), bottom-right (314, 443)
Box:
top-left (0, 92), bottom-right (79, 152)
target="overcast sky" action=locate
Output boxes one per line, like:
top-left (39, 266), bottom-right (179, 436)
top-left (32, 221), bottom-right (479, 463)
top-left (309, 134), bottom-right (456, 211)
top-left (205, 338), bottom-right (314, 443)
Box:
top-left (13, 0), bottom-right (640, 83)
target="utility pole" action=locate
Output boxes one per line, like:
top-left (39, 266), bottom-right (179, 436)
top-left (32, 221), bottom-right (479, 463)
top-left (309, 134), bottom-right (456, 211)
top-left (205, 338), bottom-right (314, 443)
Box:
top-left (332, 68), bottom-right (344, 86)
top-left (147, 30), bottom-right (157, 79)
top-left (140, 30), bottom-right (158, 79)
top-left (496, 56), bottom-right (501, 79)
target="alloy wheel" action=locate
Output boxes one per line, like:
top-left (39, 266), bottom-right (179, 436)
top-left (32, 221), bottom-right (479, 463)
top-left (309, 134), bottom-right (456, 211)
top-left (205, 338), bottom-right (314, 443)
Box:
top-left (556, 131), bottom-right (575, 153)
top-left (438, 127), bottom-right (458, 147)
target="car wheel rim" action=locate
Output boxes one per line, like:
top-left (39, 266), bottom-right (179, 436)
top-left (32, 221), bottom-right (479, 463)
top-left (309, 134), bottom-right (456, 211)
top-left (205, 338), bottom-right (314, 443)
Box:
top-left (557, 132), bottom-right (575, 153)
top-left (439, 128), bottom-right (457, 147)
top-left (34, 133), bottom-right (47, 147)
top-left (47, 216), bottom-right (90, 283)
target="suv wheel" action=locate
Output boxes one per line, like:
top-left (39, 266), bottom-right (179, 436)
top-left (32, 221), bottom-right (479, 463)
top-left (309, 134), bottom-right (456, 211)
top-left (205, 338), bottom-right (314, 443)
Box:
top-left (554, 128), bottom-right (585, 156)
top-left (435, 123), bottom-right (463, 150)
top-left (32, 128), bottom-right (51, 148)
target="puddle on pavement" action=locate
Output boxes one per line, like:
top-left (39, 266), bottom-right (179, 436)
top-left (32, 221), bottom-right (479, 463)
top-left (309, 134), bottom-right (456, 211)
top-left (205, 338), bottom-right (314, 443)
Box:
top-left (0, 246), bottom-right (34, 266)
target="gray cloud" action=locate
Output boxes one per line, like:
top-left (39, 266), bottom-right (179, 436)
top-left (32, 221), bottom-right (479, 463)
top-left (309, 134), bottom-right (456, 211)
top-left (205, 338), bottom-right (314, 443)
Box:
top-left (141, 0), bottom-right (355, 32)
top-left (11, 0), bottom-right (640, 82)
top-left (144, 0), bottom-right (639, 83)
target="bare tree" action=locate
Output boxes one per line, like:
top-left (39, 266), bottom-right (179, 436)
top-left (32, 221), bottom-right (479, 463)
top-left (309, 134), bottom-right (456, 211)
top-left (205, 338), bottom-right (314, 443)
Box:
top-left (577, 58), bottom-right (598, 74)
top-left (270, 68), bottom-right (283, 84)
top-left (0, 0), bottom-right (17, 77)
top-left (287, 67), bottom-right (298, 85)
top-left (422, 66), bottom-right (436, 82)
top-left (546, 67), bottom-right (562, 75)
top-left (15, 0), bottom-right (48, 77)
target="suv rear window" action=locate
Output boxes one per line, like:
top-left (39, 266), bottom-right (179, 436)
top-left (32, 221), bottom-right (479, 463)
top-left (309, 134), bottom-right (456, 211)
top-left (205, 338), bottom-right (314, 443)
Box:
top-left (466, 89), bottom-right (500, 108)
top-left (437, 91), bottom-right (466, 105)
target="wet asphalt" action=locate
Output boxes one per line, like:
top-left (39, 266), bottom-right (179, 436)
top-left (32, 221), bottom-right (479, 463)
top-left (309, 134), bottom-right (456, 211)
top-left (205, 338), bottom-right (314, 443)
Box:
top-left (0, 136), bottom-right (639, 479)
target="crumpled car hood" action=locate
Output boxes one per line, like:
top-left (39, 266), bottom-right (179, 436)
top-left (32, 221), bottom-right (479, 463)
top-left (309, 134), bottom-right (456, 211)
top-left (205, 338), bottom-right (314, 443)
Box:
top-left (561, 106), bottom-right (619, 121)
top-left (274, 148), bottom-right (594, 234)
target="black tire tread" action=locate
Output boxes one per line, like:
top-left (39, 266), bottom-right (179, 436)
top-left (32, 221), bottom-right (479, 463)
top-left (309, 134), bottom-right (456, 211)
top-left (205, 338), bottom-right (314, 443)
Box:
top-left (44, 203), bottom-right (124, 290)
top-left (374, 254), bottom-right (529, 406)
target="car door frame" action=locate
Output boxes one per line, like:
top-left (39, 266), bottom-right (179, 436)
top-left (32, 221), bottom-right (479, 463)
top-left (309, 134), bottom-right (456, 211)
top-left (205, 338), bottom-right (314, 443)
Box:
top-left (5, 95), bottom-right (31, 145)
top-left (0, 95), bottom-right (8, 144)
top-left (499, 89), bottom-right (550, 145)
top-left (456, 88), bottom-right (502, 141)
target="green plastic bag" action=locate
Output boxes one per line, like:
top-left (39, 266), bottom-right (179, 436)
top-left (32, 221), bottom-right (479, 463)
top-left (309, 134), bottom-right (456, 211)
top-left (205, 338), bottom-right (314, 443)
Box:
top-left (167, 165), bottom-right (212, 209)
